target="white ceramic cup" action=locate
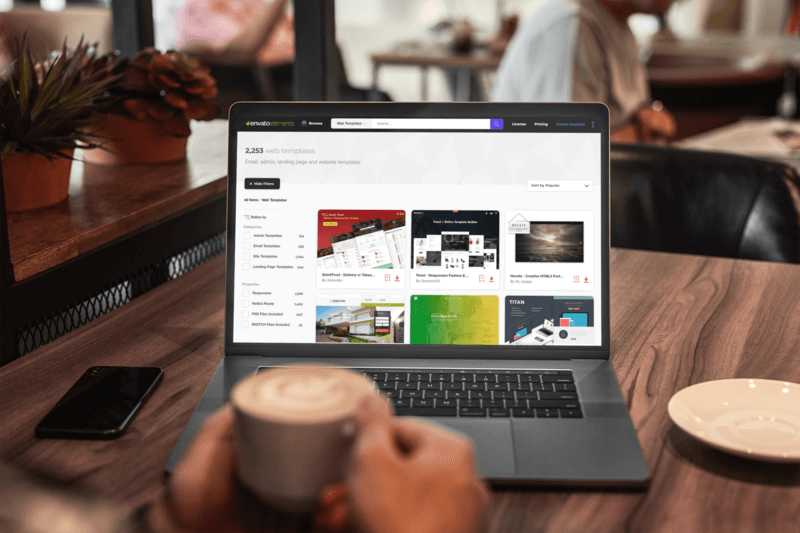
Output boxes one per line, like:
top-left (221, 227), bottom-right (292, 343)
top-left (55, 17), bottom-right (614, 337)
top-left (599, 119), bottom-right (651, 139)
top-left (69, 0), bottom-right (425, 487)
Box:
top-left (231, 364), bottom-right (375, 511)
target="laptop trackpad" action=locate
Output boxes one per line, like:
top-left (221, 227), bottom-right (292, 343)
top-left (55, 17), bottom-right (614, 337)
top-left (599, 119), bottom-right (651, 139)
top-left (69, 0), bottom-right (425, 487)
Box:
top-left (434, 419), bottom-right (516, 477)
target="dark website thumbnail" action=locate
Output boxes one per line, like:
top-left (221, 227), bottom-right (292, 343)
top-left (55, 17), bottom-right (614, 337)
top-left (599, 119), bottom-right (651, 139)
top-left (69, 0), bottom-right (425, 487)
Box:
top-left (411, 211), bottom-right (499, 270)
top-left (515, 222), bottom-right (584, 263)
top-left (504, 296), bottom-right (595, 346)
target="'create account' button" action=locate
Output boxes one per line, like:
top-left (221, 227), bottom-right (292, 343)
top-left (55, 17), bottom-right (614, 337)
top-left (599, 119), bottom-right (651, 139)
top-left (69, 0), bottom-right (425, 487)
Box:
top-left (245, 178), bottom-right (280, 189)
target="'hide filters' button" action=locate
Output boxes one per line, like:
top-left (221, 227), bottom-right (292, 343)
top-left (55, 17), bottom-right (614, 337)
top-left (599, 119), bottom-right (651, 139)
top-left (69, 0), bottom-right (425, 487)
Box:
top-left (245, 178), bottom-right (280, 189)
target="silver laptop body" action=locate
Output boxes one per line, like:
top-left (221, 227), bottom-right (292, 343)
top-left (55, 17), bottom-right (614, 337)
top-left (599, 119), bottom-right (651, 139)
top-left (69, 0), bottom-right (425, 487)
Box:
top-left (167, 102), bottom-right (648, 486)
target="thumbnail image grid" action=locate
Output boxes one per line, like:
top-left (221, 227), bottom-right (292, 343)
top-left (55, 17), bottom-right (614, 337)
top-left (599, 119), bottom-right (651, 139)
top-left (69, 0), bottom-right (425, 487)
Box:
top-left (317, 210), bottom-right (406, 270)
top-left (411, 210), bottom-right (499, 270)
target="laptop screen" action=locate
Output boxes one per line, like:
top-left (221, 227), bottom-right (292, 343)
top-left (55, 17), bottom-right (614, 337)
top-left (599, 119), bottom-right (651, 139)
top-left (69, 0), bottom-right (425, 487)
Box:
top-left (227, 104), bottom-right (606, 354)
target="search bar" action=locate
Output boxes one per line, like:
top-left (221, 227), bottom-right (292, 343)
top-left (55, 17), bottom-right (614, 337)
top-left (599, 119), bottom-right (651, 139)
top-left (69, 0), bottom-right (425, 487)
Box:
top-left (331, 118), bottom-right (503, 130)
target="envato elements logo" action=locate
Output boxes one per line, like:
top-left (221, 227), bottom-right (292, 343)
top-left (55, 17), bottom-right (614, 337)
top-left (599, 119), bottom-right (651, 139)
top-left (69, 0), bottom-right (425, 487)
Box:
top-left (245, 120), bottom-right (294, 127)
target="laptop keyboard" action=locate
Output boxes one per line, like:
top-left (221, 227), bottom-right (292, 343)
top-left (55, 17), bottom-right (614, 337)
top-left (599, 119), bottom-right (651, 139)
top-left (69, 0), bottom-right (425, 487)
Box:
top-left (257, 368), bottom-right (581, 418)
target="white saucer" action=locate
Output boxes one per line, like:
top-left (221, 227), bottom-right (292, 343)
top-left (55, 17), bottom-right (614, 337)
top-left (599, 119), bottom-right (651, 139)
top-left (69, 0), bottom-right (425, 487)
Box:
top-left (668, 379), bottom-right (800, 463)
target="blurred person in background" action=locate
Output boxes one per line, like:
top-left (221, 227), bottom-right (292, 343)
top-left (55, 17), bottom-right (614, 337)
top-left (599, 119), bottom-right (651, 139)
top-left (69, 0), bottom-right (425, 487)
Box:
top-left (492, 0), bottom-right (677, 143)
top-left (174, 0), bottom-right (293, 63)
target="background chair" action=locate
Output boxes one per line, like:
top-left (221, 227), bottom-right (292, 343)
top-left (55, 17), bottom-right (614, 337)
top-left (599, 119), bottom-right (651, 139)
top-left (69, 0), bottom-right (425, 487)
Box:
top-left (610, 143), bottom-right (800, 263)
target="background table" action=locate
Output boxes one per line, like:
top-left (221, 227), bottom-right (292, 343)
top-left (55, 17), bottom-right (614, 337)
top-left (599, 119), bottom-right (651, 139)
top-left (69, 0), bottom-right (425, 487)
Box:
top-left (371, 45), bottom-right (503, 101)
top-left (646, 35), bottom-right (790, 139)
top-left (675, 116), bottom-right (800, 167)
top-left (1, 248), bottom-right (799, 532)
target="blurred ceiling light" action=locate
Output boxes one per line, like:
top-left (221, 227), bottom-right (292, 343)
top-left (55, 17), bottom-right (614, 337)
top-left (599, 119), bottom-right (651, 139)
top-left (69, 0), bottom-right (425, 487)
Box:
top-left (0, 0), bottom-right (12, 12)
top-left (41, 0), bottom-right (66, 11)
top-left (420, 0), bottom-right (442, 23)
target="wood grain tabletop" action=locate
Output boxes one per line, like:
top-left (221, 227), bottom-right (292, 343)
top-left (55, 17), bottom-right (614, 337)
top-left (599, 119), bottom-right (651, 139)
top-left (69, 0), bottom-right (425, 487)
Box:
top-left (6, 120), bottom-right (228, 282)
top-left (1, 248), bottom-right (798, 532)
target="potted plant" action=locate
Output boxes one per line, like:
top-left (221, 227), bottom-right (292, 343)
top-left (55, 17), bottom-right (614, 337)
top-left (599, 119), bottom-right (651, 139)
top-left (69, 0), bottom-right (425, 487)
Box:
top-left (83, 48), bottom-right (219, 165)
top-left (0, 38), bottom-right (119, 211)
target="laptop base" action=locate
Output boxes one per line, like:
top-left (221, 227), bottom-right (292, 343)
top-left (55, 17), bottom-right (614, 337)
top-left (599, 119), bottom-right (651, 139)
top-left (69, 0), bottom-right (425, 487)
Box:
top-left (167, 356), bottom-right (648, 486)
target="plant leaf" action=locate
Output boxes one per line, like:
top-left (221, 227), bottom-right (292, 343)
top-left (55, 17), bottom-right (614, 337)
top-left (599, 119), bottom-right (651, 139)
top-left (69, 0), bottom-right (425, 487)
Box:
top-left (17, 50), bottom-right (31, 112)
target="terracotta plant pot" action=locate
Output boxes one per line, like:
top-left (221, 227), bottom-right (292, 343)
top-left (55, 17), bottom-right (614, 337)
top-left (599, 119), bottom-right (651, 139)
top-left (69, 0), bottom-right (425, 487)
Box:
top-left (82, 114), bottom-right (188, 165)
top-left (1, 149), bottom-right (74, 212)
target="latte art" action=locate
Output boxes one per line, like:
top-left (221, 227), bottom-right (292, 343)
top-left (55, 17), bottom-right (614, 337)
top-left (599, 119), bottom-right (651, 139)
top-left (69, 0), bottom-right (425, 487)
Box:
top-left (234, 365), bottom-right (375, 422)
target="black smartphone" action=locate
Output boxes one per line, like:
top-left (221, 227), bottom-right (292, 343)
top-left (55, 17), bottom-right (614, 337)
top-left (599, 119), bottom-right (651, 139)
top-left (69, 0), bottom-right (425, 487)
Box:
top-left (35, 366), bottom-right (163, 439)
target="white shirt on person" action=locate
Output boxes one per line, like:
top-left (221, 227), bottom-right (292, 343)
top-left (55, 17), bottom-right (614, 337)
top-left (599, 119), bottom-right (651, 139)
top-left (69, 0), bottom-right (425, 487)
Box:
top-left (492, 0), bottom-right (650, 132)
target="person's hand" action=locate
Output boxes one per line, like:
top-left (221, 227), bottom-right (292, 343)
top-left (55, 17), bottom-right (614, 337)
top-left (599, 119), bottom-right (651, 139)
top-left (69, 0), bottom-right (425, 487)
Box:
top-left (343, 395), bottom-right (491, 533)
top-left (148, 405), bottom-right (344, 533)
top-left (634, 104), bottom-right (676, 144)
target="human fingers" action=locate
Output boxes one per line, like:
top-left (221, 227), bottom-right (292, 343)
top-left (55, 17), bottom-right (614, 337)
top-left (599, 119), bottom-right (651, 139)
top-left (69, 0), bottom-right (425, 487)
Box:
top-left (352, 394), bottom-right (396, 464)
top-left (151, 405), bottom-right (238, 532)
top-left (390, 418), bottom-right (459, 456)
top-left (313, 485), bottom-right (352, 533)
top-left (393, 418), bottom-right (478, 471)
top-left (318, 483), bottom-right (347, 509)
top-left (167, 405), bottom-right (236, 496)
top-left (641, 108), bottom-right (676, 140)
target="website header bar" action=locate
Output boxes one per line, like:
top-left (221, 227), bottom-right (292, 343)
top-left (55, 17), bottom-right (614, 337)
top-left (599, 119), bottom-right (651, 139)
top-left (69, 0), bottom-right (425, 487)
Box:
top-left (331, 118), bottom-right (502, 130)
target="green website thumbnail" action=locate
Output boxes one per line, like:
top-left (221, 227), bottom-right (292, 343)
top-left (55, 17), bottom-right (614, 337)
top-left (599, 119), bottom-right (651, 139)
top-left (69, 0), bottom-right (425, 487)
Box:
top-left (410, 295), bottom-right (499, 345)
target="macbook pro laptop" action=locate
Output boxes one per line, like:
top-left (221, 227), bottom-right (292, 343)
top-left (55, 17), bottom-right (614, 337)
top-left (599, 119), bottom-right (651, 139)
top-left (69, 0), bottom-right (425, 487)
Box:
top-left (167, 102), bottom-right (649, 485)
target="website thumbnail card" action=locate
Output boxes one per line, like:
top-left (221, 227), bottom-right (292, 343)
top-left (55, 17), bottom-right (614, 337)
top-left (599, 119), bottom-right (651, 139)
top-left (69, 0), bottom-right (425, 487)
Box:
top-left (318, 210), bottom-right (407, 289)
top-left (504, 296), bottom-right (595, 346)
top-left (316, 294), bottom-right (405, 345)
top-left (410, 295), bottom-right (498, 345)
top-left (411, 211), bottom-right (500, 289)
top-left (505, 211), bottom-right (594, 290)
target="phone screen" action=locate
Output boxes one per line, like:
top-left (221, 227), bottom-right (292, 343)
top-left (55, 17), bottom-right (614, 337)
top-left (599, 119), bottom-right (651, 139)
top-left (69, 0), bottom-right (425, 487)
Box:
top-left (36, 367), bottom-right (162, 437)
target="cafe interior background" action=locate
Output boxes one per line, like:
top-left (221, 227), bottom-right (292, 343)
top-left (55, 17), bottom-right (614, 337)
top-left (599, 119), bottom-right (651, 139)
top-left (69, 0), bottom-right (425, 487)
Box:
top-left (1, 0), bottom-right (799, 360)
top-left (0, 0), bottom-right (794, 105)
top-left (1, 3), bottom-right (799, 531)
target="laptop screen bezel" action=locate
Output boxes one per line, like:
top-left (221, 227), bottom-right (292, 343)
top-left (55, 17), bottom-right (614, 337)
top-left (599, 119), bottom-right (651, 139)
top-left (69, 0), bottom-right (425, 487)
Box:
top-left (224, 102), bottom-right (610, 361)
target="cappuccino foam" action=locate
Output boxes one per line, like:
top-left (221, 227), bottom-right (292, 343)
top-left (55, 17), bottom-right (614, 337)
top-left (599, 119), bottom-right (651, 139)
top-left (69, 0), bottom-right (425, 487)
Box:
top-left (232, 365), bottom-right (374, 422)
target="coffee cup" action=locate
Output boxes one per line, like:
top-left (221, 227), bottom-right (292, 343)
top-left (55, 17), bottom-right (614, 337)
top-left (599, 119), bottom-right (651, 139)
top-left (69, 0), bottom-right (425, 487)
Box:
top-left (231, 364), bottom-right (376, 511)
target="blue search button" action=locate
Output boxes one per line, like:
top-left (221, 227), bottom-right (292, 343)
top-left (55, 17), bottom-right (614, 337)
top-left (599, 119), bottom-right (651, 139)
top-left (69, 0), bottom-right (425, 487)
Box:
top-left (490, 119), bottom-right (504, 130)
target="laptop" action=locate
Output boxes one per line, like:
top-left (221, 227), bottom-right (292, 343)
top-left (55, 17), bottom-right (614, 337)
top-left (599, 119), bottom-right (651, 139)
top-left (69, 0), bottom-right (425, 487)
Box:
top-left (538, 318), bottom-right (555, 336)
top-left (167, 102), bottom-right (649, 486)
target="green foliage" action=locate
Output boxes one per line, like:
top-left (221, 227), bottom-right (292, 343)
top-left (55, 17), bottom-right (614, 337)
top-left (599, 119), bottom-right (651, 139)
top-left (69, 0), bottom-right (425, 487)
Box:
top-left (0, 36), bottom-right (122, 159)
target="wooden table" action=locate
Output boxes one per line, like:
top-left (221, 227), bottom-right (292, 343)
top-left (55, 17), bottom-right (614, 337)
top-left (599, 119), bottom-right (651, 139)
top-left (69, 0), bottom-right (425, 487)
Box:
top-left (645, 36), bottom-right (790, 139)
top-left (7, 120), bottom-right (228, 282)
top-left (1, 248), bottom-right (799, 532)
top-left (371, 45), bottom-right (503, 101)
top-left (0, 119), bottom-right (229, 365)
top-left (675, 117), bottom-right (800, 162)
